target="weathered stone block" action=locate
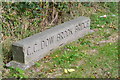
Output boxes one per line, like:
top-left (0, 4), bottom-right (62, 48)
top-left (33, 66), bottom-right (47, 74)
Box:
top-left (6, 16), bottom-right (93, 70)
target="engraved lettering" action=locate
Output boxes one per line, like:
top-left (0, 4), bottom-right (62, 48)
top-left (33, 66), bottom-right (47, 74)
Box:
top-left (33, 43), bottom-right (40, 52)
top-left (27, 46), bottom-right (33, 55)
top-left (81, 23), bottom-right (84, 29)
top-left (46, 36), bottom-right (54, 46)
top-left (46, 39), bottom-right (49, 47)
top-left (41, 41), bottom-right (45, 49)
top-left (61, 32), bottom-right (64, 39)
top-left (79, 24), bottom-right (82, 30)
top-left (65, 30), bottom-right (68, 37)
top-left (57, 29), bottom-right (73, 42)
top-left (86, 20), bottom-right (90, 27)
top-left (75, 25), bottom-right (80, 32)
top-left (57, 34), bottom-right (61, 41)
top-left (34, 44), bottom-right (38, 52)
top-left (68, 29), bottom-right (73, 35)
top-left (49, 36), bottom-right (54, 44)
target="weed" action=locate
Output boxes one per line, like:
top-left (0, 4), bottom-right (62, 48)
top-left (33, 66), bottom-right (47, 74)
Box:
top-left (8, 67), bottom-right (28, 78)
top-left (35, 62), bottom-right (40, 67)
top-left (53, 50), bottom-right (80, 68)
top-left (78, 38), bottom-right (91, 46)
top-left (65, 45), bottom-right (79, 51)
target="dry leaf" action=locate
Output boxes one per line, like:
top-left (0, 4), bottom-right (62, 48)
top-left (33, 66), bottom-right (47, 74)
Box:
top-left (64, 69), bottom-right (68, 73)
top-left (67, 69), bottom-right (75, 72)
top-left (64, 69), bottom-right (75, 73)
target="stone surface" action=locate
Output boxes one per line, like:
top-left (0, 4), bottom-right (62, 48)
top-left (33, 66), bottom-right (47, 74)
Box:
top-left (6, 16), bottom-right (93, 70)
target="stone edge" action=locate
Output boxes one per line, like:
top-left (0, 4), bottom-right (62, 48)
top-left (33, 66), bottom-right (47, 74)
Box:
top-left (6, 30), bottom-right (94, 70)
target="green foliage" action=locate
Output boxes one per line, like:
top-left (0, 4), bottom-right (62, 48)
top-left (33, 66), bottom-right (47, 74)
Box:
top-left (56, 2), bottom-right (69, 11)
top-left (35, 62), bottom-right (41, 67)
top-left (81, 2), bottom-right (93, 7)
top-left (100, 2), bottom-right (118, 13)
top-left (8, 67), bottom-right (28, 78)
top-left (53, 50), bottom-right (79, 68)
top-left (2, 2), bottom-right (118, 40)
top-left (91, 13), bottom-right (118, 29)
top-left (66, 45), bottom-right (79, 51)
top-left (78, 38), bottom-right (91, 46)
top-left (58, 42), bottom-right (118, 78)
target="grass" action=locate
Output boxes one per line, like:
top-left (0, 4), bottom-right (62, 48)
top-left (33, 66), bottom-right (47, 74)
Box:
top-left (6, 67), bottom-right (28, 78)
top-left (57, 42), bottom-right (118, 78)
top-left (2, 2), bottom-right (118, 78)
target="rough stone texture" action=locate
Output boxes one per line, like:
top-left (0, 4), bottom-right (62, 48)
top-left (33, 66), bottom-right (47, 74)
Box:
top-left (6, 16), bottom-right (93, 70)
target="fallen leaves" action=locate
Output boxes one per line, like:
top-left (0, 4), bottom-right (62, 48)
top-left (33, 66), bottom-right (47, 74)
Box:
top-left (109, 25), bottom-right (117, 30)
top-left (64, 69), bottom-right (75, 73)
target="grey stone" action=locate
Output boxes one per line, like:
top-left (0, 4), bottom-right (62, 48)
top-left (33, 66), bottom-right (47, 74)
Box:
top-left (6, 16), bottom-right (93, 70)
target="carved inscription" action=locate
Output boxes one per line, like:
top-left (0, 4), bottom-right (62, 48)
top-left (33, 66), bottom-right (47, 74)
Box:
top-left (27, 47), bottom-right (33, 55)
top-left (27, 36), bottom-right (54, 55)
top-left (75, 21), bottom-right (89, 32)
top-left (27, 19), bottom-right (90, 55)
top-left (41, 36), bottom-right (54, 49)
top-left (57, 29), bottom-right (73, 41)
top-left (34, 44), bottom-right (39, 52)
